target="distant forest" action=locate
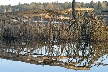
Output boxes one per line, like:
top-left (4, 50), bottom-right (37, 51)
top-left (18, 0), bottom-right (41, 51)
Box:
top-left (0, 1), bottom-right (108, 13)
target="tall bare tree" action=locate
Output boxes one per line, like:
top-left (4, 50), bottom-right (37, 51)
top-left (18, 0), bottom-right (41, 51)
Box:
top-left (68, 0), bottom-right (76, 29)
top-left (72, 0), bottom-right (76, 19)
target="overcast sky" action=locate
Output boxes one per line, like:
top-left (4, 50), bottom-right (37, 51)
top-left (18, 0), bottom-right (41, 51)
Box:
top-left (0, 0), bottom-right (106, 6)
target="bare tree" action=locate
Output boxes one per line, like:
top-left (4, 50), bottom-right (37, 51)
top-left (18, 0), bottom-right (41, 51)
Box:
top-left (72, 0), bottom-right (76, 19)
top-left (68, 0), bottom-right (76, 29)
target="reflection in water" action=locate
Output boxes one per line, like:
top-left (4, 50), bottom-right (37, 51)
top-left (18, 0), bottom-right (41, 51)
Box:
top-left (0, 40), bottom-right (108, 70)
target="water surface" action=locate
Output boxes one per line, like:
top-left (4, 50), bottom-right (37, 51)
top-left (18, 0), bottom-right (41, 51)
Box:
top-left (0, 40), bottom-right (108, 72)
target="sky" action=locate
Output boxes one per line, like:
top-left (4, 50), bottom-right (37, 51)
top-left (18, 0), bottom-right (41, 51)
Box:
top-left (0, 58), bottom-right (108, 72)
top-left (0, 0), bottom-right (106, 6)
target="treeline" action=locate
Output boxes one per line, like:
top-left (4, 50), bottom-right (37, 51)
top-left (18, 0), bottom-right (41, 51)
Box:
top-left (0, 1), bottom-right (108, 13)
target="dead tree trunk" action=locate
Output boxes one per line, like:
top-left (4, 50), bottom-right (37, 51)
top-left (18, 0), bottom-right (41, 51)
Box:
top-left (72, 0), bottom-right (76, 19)
top-left (69, 0), bottom-right (76, 29)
